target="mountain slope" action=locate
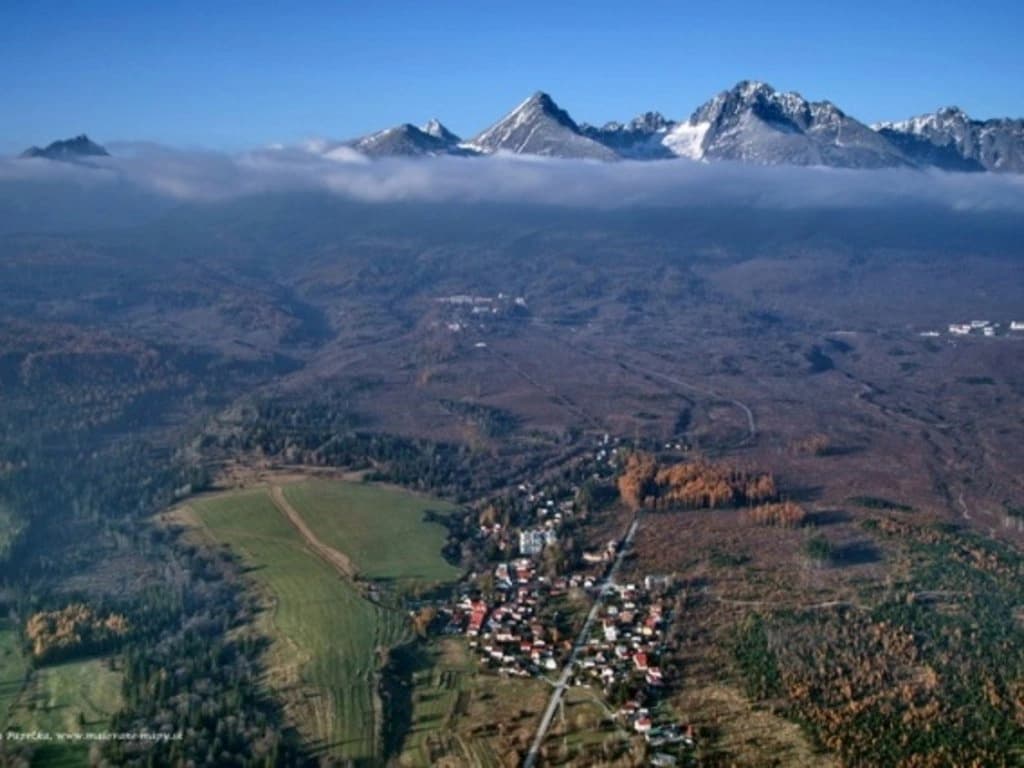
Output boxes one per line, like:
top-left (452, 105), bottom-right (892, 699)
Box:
top-left (349, 121), bottom-right (466, 157)
top-left (465, 92), bottom-right (618, 160)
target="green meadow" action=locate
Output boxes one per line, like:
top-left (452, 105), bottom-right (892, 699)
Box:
top-left (283, 479), bottom-right (461, 588)
top-left (188, 479), bottom-right (461, 762)
top-left (4, 654), bottom-right (122, 768)
top-left (0, 620), bottom-right (28, 728)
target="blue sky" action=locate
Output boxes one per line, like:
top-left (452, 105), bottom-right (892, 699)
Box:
top-left (2, 0), bottom-right (1021, 153)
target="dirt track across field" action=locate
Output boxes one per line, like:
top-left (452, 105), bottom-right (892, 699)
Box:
top-left (270, 484), bottom-right (358, 580)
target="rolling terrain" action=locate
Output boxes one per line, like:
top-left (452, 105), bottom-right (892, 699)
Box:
top-left (0, 193), bottom-right (1021, 765)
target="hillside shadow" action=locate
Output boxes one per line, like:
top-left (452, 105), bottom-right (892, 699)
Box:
top-left (787, 485), bottom-right (824, 503)
top-left (818, 444), bottom-right (865, 457)
top-left (834, 540), bottom-right (881, 566)
top-left (381, 641), bottom-right (435, 761)
top-left (806, 509), bottom-right (850, 527)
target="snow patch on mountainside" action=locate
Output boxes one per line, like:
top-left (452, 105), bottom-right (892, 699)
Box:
top-left (663, 121), bottom-right (710, 160)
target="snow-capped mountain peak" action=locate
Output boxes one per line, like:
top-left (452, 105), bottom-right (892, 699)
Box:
top-left (692, 81), bottom-right (811, 130)
top-left (676, 80), bottom-right (909, 168)
top-left (346, 123), bottom-right (464, 157)
top-left (465, 91), bottom-right (618, 159)
top-left (489, 91), bottom-right (578, 135)
top-left (421, 119), bottom-right (461, 144)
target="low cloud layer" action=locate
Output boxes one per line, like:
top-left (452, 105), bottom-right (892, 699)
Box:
top-left (2, 142), bottom-right (1024, 213)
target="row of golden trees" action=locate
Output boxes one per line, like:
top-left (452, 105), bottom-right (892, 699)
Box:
top-left (742, 501), bottom-right (808, 528)
top-left (617, 451), bottom-right (778, 511)
top-left (25, 603), bottom-right (129, 663)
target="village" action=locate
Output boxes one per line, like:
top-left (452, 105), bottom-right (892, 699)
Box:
top-left (432, 433), bottom-right (696, 762)
top-left (918, 319), bottom-right (1024, 338)
top-left (434, 292), bottom-right (531, 336)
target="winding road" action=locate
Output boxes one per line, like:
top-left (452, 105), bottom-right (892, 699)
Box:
top-left (531, 320), bottom-right (758, 448)
top-left (617, 357), bottom-right (757, 447)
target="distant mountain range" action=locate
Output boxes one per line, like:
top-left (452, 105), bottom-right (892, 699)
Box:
top-left (331, 81), bottom-right (1024, 172)
top-left (20, 82), bottom-right (1024, 172)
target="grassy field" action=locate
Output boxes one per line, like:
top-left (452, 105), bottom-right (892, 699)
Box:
top-left (388, 637), bottom-right (551, 768)
top-left (0, 620), bottom-right (28, 728)
top-left (187, 482), bottom-right (463, 762)
top-left (392, 638), bottom-right (476, 766)
top-left (5, 657), bottom-right (123, 768)
top-left (282, 479), bottom-right (461, 589)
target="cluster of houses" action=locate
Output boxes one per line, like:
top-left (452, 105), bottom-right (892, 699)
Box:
top-left (444, 558), bottom-right (567, 677)
top-left (466, 433), bottom-right (623, 556)
top-left (475, 495), bottom-right (574, 560)
top-left (449, 569), bottom-right (681, 702)
top-left (429, 432), bottom-right (701, 757)
top-left (435, 292), bottom-right (529, 334)
top-left (451, 465), bottom-right (600, 664)
top-left (617, 699), bottom-right (694, 749)
top-left (573, 576), bottom-right (673, 698)
top-left (439, 442), bottom-right (628, 677)
top-left (922, 319), bottom-right (1024, 338)
top-left (474, 446), bottom-right (626, 557)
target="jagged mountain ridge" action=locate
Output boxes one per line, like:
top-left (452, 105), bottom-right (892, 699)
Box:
top-left (333, 82), bottom-right (1023, 172)
top-left (579, 112), bottom-right (677, 159)
top-left (875, 107), bottom-right (1024, 172)
top-left (20, 85), bottom-right (1024, 172)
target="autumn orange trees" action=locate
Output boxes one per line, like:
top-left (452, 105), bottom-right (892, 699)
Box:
top-left (617, 451), bottom-right (777, 511)
top-left (25, 603), bottom-right (130, 663)
top-left (617, 451), bottom-right (658, 508)
top-left (743, 501), bottom-right (808, 528)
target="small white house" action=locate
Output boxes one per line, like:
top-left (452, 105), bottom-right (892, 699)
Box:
top-left (518, 528), bottom-right (547, 556)
top-left (603, 620), bottom-right (618, 643)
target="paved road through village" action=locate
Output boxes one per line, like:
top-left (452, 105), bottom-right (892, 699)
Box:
top-left (522, 514), bottom-right (640, 768)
